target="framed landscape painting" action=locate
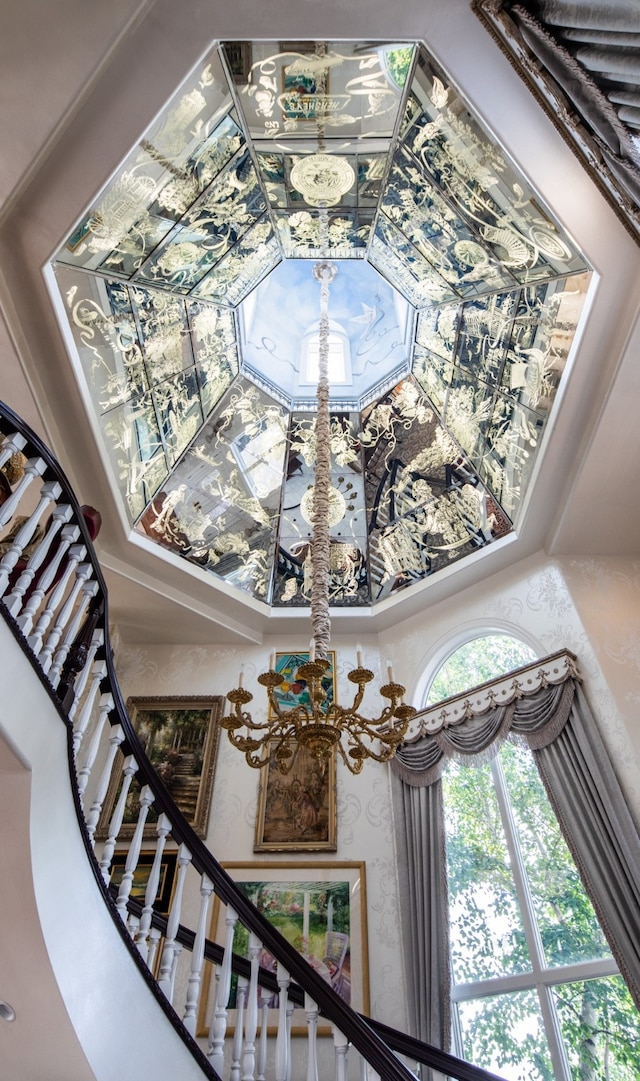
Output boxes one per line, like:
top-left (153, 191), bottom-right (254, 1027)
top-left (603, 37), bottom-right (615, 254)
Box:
top-left (198, 861), bottom-right (369, 1037)
top-left (96, 696), bottom-right (223, 840)
top-left (108, 849), bottom-right (177, 916)
top-left (254, 741), bottom-right (336, 852)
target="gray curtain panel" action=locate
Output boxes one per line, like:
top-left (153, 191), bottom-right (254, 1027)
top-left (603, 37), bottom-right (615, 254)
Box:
top-left (391, 775), bottom-right (450, 1048)
top-left (390, 677), bottom-right (640, 1048)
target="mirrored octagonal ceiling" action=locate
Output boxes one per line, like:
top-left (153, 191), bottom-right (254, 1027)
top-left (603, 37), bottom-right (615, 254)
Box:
top-left (51, 38), bottom-right (592, 609)
top-left (239, 259), bottom-right (413, 409)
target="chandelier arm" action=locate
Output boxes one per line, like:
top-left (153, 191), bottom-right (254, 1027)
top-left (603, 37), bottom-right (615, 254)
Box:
top-left (266, 688), bottom-right (285, 720)
top-left (335, 737), bottom-right (366, 776)
top-left (228, 706), bottom-right (274, 734)
top-left (341, 710), bottom-right (403, 741)
top-left (348, 684), bottom-right (367, 713)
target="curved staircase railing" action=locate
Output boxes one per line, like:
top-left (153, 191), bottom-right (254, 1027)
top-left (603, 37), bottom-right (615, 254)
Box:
top-left (0, 399), bottom-right (507, 1081)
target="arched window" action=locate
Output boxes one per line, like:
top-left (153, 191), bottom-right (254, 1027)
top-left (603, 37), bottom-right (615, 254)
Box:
top-left (430, 635), bottom-right (640, 1079)
top-left (426, 633), bottom-right (537, 706)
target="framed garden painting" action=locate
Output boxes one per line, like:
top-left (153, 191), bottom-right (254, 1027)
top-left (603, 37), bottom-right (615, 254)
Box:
top-left (254, 741), bottom-right (337, 852)
top-left (198, 861), bottom-right (369, 1037)
top-left (96, 696), bottom-right (223, 840)
top-left (268, 650), bottom-right (336, 720)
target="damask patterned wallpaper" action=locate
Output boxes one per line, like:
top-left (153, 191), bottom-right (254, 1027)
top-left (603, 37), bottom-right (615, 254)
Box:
top-left (114, 552), bottom-right (640, 1031)
top-left (562, 556), bottom-right (640, 767)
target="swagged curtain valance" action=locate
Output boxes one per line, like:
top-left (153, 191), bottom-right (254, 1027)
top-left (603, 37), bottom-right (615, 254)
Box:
top-left (390, 653), bottom-right (640, 1048)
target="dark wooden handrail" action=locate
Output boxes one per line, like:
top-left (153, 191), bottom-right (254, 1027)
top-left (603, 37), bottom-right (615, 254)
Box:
top-left (1, 398), bottom-right (507, 1081)
top-left (120, 891), bottom-right (510, 1081)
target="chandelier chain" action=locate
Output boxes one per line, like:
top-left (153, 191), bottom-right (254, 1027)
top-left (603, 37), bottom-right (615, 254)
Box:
top-left (310, 265), bottom-right (332, 658)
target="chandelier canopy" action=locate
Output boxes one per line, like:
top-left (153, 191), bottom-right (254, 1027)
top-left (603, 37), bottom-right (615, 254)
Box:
top-left (222, 259), bottom-right (416, 774)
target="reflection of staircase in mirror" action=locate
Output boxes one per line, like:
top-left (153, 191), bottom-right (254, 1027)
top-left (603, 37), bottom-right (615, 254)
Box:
top-left (0, 398), bottom-right (507, 1081)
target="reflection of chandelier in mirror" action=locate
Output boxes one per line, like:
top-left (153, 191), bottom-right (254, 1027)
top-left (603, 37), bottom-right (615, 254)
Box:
top-left (222, 260), bottom-right (416, 774)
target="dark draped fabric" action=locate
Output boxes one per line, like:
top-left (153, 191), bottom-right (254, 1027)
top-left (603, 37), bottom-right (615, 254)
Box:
top-left (391, 677), bottom-right (640, 1046)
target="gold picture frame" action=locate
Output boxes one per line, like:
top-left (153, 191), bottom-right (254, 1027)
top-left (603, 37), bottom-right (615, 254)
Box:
top-left (109, 849), bottom-right (177, 916)
top-left (254, 741), bottom-right (337, 852)
top-left (96, 696), bottom-right (223, 841)
top-left (197, 861), bottom-right (369, 1038)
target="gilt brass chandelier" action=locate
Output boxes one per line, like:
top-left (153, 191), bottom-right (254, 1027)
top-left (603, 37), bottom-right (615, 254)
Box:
top-left (222, 259), bottom-right (416, 775)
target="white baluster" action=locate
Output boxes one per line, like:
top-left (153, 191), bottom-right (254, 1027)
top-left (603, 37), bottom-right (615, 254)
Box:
top-left (0, 479), bottom-right (61, 597)
top-left (85, 723), bottom-right (124, 844)
top-left (135, 814), bottom-right (171, 963)
top-left (275, 962), bottom-right (291, 1081)
top-left (333, 1027), bottom-right (349, 1081)
top-left (304, 992), bottom-right (319, 1081)
top-left (99, 755), bottom-right (138, 881)
top-left (0, 456), bottom-right (46, 529)
top-left (28, 542), bottom-right (85, 661)
top-left (231, 978), bottom-right (247, 1081)
top-left (256, 993), bottom-right (269, 1081)
top-left (76, 692), bottom-right (114, 799)
top-left (208, 904), bottom-right (239, 1072)
top-left (147, 927), bottom-right (162, 973)
top-left (183, 874), bottom-right (214, 1035)
top-left (158, 843), bottom-right (192, 1000)
top-left (0, 432), bottom-right (26, 470)
top-left (167, 942), bottom-right (183, 1004)
top-left (16, 522), bottom-right (79, 634)
top-left (115, 784), bottom-right (154, 922)
top-left (4, 506), bottom-right (72, 619)
top-left (242, 932), bottom-right (261, 1081)
top-left (49, 574), bottom-right (98, 687)
top-left (69, 631), bottom-right (104, 724)
top-left (72, 658), bottom-right (107, 755)
top-left (286, 999), bottom-right (294, 1081)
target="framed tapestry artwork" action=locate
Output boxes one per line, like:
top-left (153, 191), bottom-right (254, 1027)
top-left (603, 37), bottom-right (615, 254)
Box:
top-left (197, 861), bottom-right (369, 1037)
top-left (268, 650), bottom-right (336, 720)
top-left (254, 741), bottom-right (337, 852)
top-left (96, 696), bottom-right (223, 841)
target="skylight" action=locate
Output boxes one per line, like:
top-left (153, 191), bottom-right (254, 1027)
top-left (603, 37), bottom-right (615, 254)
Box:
top-left (50, 38), bottom-right (591, 609)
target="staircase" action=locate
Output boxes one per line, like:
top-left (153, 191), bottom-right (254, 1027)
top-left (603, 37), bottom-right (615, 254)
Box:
top-left (0, 400), bottom-right (505, 1081)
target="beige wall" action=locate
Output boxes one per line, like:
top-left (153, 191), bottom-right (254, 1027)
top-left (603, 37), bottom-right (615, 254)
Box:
top-left (114, 550), bottom-right (640, 1035)
top-left (380, 551), bottom-right (640, 822)
top-left (115, 630), bottom-right (409, 1030)
top-left (562, 556), bottom-right (640, 766)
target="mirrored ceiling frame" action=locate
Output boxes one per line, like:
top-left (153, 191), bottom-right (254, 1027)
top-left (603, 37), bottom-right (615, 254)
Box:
top-left (48, 35), bottom-right (594, 609)
top-left (56, 49), bottom-right (243, 283)
top-left (359, 379), bottom-right (503, 601)
top-left (224, 41), bottom-right (417, 258)
top-left (135, 379), bottom-right (289, 602)
top-left (367, 43), bottom-right (588, 305)
top-left (274, 411), bottom-right (369, 608)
